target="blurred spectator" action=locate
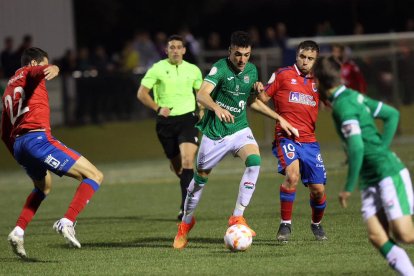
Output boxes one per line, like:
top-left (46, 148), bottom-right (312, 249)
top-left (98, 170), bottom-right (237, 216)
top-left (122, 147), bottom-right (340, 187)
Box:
top-left (275, 22), bottom-right (289, 50)
top-left (133, 31), bottom-right (160, 69)
top-left (91, 45), bottom-right (113, 73)
top-left (0, 36), bottom-right (16, 78)
top-left (59, 49), bottom-right (78, 125)
top-left (77, 46), bottom-right (93, 71)
top-left (331, 44), bottom-right (367, 94)
top-left (274, 22), bottom-right (295, 66)
top-left (121, 40), bottom-right (140, 73)
top-left (263, 26), bottom-right (278, 48)
top-left (205, 31), bottom-right (222, 50)
top-left (179, 27), bottom-right (201, 64)
top-left (247, 26), bottom-right (261, 47)
top-left (15, 34), bottom-right (33, 60)
top-left (59, 49), bottom-right (77, 74)
top-left (154, 31), bottom-right (168, 59)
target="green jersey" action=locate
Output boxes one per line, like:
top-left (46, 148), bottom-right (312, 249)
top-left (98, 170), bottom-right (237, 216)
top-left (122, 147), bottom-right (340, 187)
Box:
top-left (196, 58), bottom-right (258, 139)
top-left (330, 85), bottom-right (404, 191)
top-left (140, 59), bottom-right (203, 116)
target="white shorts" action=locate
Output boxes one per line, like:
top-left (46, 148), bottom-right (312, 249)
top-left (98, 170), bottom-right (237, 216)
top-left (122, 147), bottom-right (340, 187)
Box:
top-left (196, 128), bottom-right (258, 170)
top-left (361, 168), bottom-right (414, 221)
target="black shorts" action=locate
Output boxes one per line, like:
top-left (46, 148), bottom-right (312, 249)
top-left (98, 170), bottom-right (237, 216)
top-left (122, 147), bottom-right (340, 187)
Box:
top-left (156, 112), bottom-right (199, 159)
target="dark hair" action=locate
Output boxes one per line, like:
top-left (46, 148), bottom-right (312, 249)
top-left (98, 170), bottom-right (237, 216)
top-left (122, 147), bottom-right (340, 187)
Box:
top-left (167, 34), bottom-right (185, 46)
top-left (21, 47), bottom-right (48, 66)
top-left (313, 56), bottom-right (342, 90)
top-left (297, 40), bottom-right (319, 55)
top-left (230, 31), bottom-right (251, 48)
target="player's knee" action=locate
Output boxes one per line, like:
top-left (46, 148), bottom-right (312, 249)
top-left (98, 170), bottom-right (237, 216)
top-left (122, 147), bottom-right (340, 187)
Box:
top-left (90, 169), bottom-right (104, 185)
top-left (310, 189), bottom-right (325, 200)
top-left (286, 173), bottom-right (300, 186)
top-left (181, 156), bottom-right (195, 169)
top-left (245, 154), bottom-right (261, 167)
top-left (393, 230), bottom-right (414, 244)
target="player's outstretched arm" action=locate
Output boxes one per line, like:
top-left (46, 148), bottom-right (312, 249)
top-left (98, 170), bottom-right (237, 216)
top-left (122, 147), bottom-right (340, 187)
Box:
top-left (249, 97), bottom-right (298, 137)
top-left (197, 81), bottom-right (234, 123)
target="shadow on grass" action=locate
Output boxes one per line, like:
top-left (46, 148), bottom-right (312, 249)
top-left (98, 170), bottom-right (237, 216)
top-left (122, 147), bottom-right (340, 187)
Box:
top-left (79, 236), bottom-right (223, 249)
top-left (0, 257), bottom-right (59, 263)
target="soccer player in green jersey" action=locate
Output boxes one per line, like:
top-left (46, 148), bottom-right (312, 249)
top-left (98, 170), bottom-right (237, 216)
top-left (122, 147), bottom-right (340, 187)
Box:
top-left (137, 35), bottom-right (203, 220)
top-left (173, 31), bottom-right (298, 249)
top-left (313, 56), bottom-right (414, 275)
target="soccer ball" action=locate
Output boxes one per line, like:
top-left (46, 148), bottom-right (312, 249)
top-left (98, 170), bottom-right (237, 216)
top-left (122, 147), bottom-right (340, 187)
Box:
top-left (224, 224), bottom-right (253, 252)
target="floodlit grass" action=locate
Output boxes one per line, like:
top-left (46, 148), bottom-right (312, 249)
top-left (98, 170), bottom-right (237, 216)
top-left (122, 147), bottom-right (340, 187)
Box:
top-left (0, 105), bottom-right (413, 274)
top-left (1, 142), bottom-right (413, 275)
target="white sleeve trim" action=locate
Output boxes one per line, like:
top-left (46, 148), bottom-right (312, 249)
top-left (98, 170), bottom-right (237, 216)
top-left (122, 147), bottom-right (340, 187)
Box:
top-left (204, 78), bottom-right (217, 87)
top-left (341, 120), bottom-right (361, 138)
top-left (373, 102), bottom-right (383, 118)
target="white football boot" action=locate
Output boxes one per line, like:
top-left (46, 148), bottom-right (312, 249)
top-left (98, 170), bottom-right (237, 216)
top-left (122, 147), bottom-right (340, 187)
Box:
top-left (53, 218), bottom-right (81, 248)
top-left (8, 228), bottom-right (27, 259)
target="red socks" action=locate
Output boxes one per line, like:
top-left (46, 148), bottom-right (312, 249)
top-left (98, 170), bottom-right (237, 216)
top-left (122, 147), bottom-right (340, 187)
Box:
top-left (64, 179), bottom-right (99, 222)
top-left (280, 185), bottom-right (296, 221)
top-left (16, 188), bottom-right (46, 230)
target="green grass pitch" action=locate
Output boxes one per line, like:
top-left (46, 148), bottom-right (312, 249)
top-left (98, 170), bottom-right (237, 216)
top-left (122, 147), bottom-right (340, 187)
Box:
top-left (0, 106), bottom-right (413, 275)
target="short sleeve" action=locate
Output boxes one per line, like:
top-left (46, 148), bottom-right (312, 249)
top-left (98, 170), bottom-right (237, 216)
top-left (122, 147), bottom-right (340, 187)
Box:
top-left (193, 66), bottom-right (203, 90)
top-left (140, 65), bottom-right (158, 89)
top-left (204, 62), bottom-right (224, 87)
top-left (264, 72), bottom-right (279, 98)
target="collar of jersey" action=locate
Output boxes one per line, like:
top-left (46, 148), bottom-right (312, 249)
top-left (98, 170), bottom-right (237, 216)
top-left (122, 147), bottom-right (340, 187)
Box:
top-left (330, 85), bottom-right (346, 102)
top-left (294, 64), bottom-right (312, 78)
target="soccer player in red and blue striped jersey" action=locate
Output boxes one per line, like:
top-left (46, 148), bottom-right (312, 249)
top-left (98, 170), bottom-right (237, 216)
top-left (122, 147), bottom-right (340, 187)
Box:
top-left (2, 47), bottom-right (103, 258)
top-left (258, 40), bottom-right (327, 242)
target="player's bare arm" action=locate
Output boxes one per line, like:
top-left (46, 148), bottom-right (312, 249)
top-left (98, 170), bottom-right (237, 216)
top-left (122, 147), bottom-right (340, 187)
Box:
top-left (249, 98), bottom-right (299, 137)
top-left (43, 65), bottom-right (59, 80)
top-left (197, 81), bottom-right (234, 123)
top-left (137, 85), bottom-right (172, 117)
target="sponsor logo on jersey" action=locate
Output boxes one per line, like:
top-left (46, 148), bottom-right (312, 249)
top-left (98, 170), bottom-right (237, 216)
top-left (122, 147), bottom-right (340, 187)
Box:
top-left (216, 101), bottom-right (241, 113)
top-left (235, 85), bottom-right (240, 92)
top-left (227, 76), bottom-right (234, 81)
top-left (316, 153), bottom-right (323, 163)
top-left (244, 75), bottom-right (249, 83)
top-left (288, 92), bottom-right (317, 107)
top-left (243, 182), bottom-right (255, 189)
top-left (238, 100), bottom-right (246, 110)
top-left (312, 82), bottom-right (318, 92)
top-left (286, 152), bottom-right (295, 159)
top-left (208, 66), bottom-right (218, 76)
top-left (45, 154), bottom-right (60, 169)
top-left (291, 79), bottom-right (297, 84)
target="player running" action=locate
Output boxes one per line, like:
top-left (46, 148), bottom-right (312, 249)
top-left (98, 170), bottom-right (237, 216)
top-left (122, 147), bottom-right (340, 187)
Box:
top-left (314, 56), bottom-right (414, 276)
top-left (173, 31), bottom-right (298, 249)
top-left (2, 47), bottom-right (103, 259)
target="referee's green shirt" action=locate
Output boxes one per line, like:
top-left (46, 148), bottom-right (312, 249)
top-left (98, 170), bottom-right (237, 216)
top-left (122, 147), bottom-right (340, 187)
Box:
top-left (141, 59), bottom-right (203, 116)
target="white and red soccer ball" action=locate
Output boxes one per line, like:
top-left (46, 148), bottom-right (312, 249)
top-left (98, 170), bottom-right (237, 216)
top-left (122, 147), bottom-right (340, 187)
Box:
top-left (224, 224), bottom-right (253, 251)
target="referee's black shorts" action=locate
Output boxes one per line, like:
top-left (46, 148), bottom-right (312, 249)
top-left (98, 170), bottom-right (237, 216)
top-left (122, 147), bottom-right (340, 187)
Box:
top-left (156, 112), bottom-right (199, 159)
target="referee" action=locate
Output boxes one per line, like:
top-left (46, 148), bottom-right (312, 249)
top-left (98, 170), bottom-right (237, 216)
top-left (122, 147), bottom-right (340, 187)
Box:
top-left (137, 34), bottom-right (203, 220)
